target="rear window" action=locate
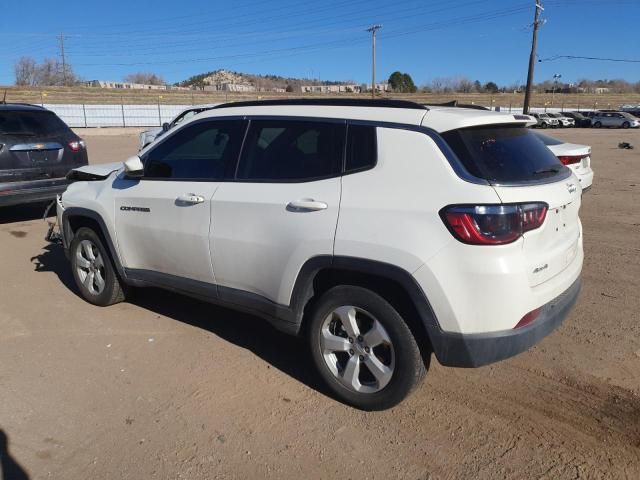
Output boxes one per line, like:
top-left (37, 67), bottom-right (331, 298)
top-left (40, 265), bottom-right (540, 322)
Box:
top-left (442, 126), bottom-right (565, 183)
top-left (534, 132), bottom-right (564, 146)
top-left (0, 110), bottom-right (70, 135)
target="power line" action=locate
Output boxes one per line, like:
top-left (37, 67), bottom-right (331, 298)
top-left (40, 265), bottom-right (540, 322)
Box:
top-left (71, 4), bottom-right (532, 67)
top-left (539, 55), bottom-right (640, 63)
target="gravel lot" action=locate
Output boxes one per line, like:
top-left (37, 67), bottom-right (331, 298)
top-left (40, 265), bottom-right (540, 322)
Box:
top-left (0, 127), bottom-right (639, 479)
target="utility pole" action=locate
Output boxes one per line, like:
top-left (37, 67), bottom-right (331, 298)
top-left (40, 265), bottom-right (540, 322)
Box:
top-left (58, 33), bottom-right (67, 86)
top-left (551, 73), bottom-right (561, 106)
top-left (523, 1), bottom-right (544, 114)
top-left (366, 25), bottom-right (382, 99)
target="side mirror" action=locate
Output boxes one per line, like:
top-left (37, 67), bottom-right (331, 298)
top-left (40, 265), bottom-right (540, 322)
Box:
top-left (123, 155), bottom-right (144, 177)
top-left (162, 122), bottom-right (170, 132)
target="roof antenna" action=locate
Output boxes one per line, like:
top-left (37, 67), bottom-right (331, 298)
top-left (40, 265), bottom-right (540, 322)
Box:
top-left (1, 90), bottom-right (6, 104)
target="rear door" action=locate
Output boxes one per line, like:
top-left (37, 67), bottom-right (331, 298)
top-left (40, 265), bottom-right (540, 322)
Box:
top-left (114, 118), bottom-right (245, 284)
top-left (0, 109), bottom-right (85, 184)
top-left (492, 182), bottom-right (581, 287)
top-left (210, 118), bottom-right (344, 306)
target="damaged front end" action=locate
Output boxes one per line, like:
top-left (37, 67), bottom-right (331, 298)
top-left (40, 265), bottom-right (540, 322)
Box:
top-left (44, 162), bottom-right (121, 245)
top-left (44, 196), bottom-right (63, 245)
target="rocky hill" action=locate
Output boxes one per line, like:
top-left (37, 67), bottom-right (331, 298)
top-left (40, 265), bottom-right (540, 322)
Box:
top-left (177, 69), bottom-right (351, 90)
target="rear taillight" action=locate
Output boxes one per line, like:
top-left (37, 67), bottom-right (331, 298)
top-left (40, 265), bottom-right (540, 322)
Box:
top-left (68, 139), bottom-right (86, 152)
top-left (441, 203), bottom-right (548, 245)
top-left (557, 154), bottom-right (589, 166)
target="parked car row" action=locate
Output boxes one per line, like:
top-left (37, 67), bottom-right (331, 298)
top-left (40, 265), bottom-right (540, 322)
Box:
top-left (531, 110), bottom-right (640, 129)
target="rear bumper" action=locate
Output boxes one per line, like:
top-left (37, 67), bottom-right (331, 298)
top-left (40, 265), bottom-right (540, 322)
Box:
top-left (429, 276), bottom-right (581, 367)
top-left (0, 178), bottom-right (69, 207)
top-left (576, 169), bottom-right (594, 191)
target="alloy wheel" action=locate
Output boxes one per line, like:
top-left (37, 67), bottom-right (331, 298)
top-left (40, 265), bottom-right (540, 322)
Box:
top-left (75, 239), bottom-right (106, 295)
top-left (320, 305), bottom-right (395, 394)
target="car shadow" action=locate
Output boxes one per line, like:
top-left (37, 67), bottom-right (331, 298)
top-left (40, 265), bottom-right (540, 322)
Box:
top-left (30, 243), bottom-right (78, 294)
top-left (0, 202), bottom-right (53, 225)
top-left (0, 429), bottom-right (30, 480)
top-left (30, 243), bottom-right (333, 401)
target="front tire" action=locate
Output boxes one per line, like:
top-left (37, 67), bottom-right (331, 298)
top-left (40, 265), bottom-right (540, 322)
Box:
top-left (308, 286), bottom-right (427, 410)
top-left (593, 121), bottom-right (602, 128)
top-left (541, 122), bottom-right (548, 129)
top-left (622, 121), bottom-right (630, 129)
top-left (70, 227), bottom-right (126, 306)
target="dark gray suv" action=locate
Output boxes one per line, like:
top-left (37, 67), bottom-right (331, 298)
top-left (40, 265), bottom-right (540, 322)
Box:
top-left (0, 104), bottom-right (88, 207)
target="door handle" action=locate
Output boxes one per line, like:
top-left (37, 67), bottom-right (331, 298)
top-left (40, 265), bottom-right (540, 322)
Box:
top-left (176, 193), bottom-right (205, 205)
top-left (286, 199), bottom-right (328, 212)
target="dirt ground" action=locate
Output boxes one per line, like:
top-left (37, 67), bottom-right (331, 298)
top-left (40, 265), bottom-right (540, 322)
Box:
top-left (0, 127), bottom-right (639, 480)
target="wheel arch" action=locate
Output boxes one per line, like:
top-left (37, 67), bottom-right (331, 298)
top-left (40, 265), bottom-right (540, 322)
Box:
top-left (62, 207), bottom-right (126, 279)
top-left (292, 256), bottom-right (440, 362)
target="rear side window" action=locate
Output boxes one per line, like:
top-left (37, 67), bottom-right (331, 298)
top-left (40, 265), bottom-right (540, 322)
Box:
top-left (0, 111), bottom-right (69, 135)
top-left (237, 120), bottom-right (344, 181)
top-left (442, 126), bottom-right (564, 183)
top-left (144, 120), bottom-right (244, 179)
top-left (346, 124), bottom-right (376, 172)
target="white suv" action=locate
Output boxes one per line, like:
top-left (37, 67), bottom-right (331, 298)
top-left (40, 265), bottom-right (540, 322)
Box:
top-left (54, 99), bottom-right (583, 410)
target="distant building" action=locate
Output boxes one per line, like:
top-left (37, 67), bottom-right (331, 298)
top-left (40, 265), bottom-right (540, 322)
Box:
top-left (85, 80), bottom-right (167, 90)
top-left (204, 82), bottom-right (256, 92)
top-left (300, 84), bottom-right (361, 93)
top-left (369, 82), bottom-right (390, 92)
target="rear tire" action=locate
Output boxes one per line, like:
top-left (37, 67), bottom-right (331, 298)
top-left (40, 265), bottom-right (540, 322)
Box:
top-left (593, 121), bottom-right (602, 128)
top-left (70, 227), bottom-right (126, 306)
top-left (308, 286), bottom-right (427, 410)
top-left (541, 122), bottom-right (548, 129)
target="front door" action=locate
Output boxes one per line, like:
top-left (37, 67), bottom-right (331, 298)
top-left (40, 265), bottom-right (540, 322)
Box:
top-left (114, 118), bottom-right (246, 284)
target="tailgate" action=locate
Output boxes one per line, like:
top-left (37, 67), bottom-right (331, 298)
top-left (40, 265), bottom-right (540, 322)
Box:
top-left (492, 177), bottom-right (582, 287)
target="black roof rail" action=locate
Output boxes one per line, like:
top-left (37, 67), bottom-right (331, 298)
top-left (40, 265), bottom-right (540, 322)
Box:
top-left (211, 98), bottom-right (428, 110)
top-left (427, 100), bottom-right (490, 111)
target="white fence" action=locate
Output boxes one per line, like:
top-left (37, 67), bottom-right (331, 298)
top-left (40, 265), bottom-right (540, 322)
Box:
top-left (42, 103), bottom-right (599, 128)
top-left (44, 104), bottom-right (191, 128)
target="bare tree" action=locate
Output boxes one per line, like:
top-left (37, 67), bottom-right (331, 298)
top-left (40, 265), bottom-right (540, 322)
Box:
top-left (15, 57), bottom-right (80, 86)
top-left (429, 78), bottom-right (445, 93)
top-left (124, 72), bottom-right (165, 85)
top-left (14, 57), bottom-right (38, 86)
top-left (457, 77), bottom-right (474, 93)
top-left (34, 58), bottom-right (60, 86)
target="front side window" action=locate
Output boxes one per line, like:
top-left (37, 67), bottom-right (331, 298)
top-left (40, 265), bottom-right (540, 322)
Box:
top-left (144, 120), bottom-right (244, 180)
top-left (237, 119), bottom-right (344, 181)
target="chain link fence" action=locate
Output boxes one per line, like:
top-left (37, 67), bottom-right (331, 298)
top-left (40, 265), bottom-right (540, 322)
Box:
top-left (39, 100), bottom-right (633, 128)
top-left (44, 103), bottom-right (191, 128)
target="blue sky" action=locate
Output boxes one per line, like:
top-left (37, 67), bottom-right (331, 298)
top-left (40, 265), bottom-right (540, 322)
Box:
top-left (1, 0), bottom-right (638, 87)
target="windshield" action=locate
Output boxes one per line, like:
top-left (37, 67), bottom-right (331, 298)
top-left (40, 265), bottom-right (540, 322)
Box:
top-left (442, 126), bottom-right (565, 183)
top-left (0, 110), bottom-right (69, 135)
